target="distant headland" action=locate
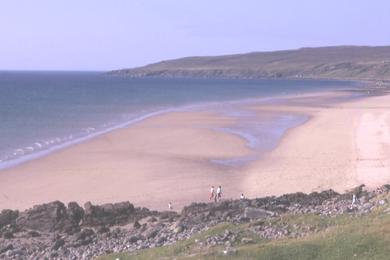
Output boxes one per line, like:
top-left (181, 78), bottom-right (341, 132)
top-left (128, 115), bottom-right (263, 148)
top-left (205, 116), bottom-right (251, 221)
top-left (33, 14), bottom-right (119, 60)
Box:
top-left (110, 45), bottom-right (390, 81)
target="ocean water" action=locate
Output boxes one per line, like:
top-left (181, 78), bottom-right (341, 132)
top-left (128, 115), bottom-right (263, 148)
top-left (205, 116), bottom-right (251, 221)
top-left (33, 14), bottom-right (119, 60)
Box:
top-left (0, 72), bottom-right (359, 169)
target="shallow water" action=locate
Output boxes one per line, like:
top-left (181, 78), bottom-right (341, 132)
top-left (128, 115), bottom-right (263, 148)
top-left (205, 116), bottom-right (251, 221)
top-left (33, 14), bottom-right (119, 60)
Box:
top-left (0, 72), bottom-right (358, 169)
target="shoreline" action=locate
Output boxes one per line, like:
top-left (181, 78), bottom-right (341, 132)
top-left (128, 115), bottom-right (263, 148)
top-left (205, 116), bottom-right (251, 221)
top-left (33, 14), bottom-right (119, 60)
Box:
top-left (2, 88), bottom-right (389, 211)
top-left (0, 89), bottom-right (338, 172)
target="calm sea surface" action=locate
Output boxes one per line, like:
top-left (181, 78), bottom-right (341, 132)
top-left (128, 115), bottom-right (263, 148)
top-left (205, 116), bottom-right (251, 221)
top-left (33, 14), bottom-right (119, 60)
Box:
top-left (0, 72), bottom-right (359, 169)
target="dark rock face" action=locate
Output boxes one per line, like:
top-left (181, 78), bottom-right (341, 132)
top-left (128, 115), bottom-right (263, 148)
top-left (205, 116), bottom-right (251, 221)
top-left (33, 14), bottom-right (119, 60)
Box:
top-left (67, 201), bottom-right (84, 225)
top-left (16, 201), bottom-right (70, 232)
top-left (83, 201), bottom-right (135, 226)
top-left (0, 209), bottom-right (19, 229)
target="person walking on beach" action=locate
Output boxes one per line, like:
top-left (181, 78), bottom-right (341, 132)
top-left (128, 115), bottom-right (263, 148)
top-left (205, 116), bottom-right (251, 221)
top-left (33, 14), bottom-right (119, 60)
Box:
top-left (216, 185), bottom-right (222, 202)
top-left (209, 186), bottom-right (215, 201)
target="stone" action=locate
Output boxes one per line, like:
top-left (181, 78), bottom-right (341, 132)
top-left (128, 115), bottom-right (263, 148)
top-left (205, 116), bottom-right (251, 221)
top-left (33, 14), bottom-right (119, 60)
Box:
top-left (2, 231), bottom-right (14, 239)
top-left (0, 243), bottom-right (13, 254)
top-left (128, 235), bottom-right (141, 243)
top-left (28, 230), bottom-right (41, 237)
top-left (76, 228), bottom-right (95, 241)
top-left (244, 207), bottom-right (274, 219)
top-left (16, 201), bottom-right (70, 232)
top-left (241, 237), bottom-right (254, 244)
top-left (144, 226), bottom-right (160, 239)
top-left (67, 202), bottom-right (84, 225)
top-left (83, 201), bottom-right (135, 226)
top-left (0, 209), bottom-right (19, 229)
top-left (97, 226), bottom-right (110, 233)
top-left (173, 225), bottom-right (184, 234)
top-left (52, 238), bottom-right (65, 250)
top-left (133, 221), bottom-right (141, 229)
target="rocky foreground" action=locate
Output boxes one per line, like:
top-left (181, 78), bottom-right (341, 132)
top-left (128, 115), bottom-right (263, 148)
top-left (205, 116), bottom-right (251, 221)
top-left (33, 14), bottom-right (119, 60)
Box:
top-left (1, 185), bottom-right (390, 260)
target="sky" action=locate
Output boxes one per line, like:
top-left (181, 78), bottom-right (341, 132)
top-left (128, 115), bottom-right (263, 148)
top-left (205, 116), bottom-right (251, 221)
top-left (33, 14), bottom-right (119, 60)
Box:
top-left (0, 0), bottom-right (389, 71)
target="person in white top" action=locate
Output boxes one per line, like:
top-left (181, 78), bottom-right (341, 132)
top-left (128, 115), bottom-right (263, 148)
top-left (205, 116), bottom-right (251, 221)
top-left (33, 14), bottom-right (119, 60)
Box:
top-left (216, 186), bottom-right (222, 202)
top-left (209, 186), bottom-right (215, 201)
top-left (168, 202), bottom-right (173, 210)
top-left (240, 193), bottom-right (245, 200)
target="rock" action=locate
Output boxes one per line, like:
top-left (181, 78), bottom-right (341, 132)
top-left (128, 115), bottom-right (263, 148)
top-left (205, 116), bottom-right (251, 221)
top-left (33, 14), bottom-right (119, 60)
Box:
top-left (72, 228), bottom-right (95, 247)
top-left (173, 225), bottom-right (184, 234)
top-left (0, 209), bottom-right (19, 229)
top-left (223, 247), bottom-right (237, 255)
top-left (16, 201), bottom-right (71, 232)
top-left (76, 228), bottom-right (95, 243)
top-left (97, 226), bottom-right (110, 233)
top-left (70, 228), bottom-right (95, 247)
top-left (28, 230), bottom-right (41, 237)
top-left (147, 216), bottom-right (158, 223)
top-left (67, 202), bottom-right (84, 225)
top-left (52, 238), bottom-right (65, 250)
top-left (133, 221), bottom-right (141, 229)
top-left (144, 226), bottom-right (160, 239)
top-left (244, 207), bottom-right (274, 219)
top-left (128, 235), bottom-right (141, 243)
top-left (157, 236), bottom-right (166, 244)
top-left (2, 231), bottom-right (14, 239)
top-left (0, 243), bottom-right (13, 254)
top-left (6, 249), bottom-right (24, 258)
top-left (83, 201), bottom-right (135, 226)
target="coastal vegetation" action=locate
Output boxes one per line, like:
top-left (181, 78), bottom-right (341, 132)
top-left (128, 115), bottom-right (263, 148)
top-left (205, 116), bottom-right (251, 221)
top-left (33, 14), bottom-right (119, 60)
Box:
top-left (99, 208), bottom-right (390, 260)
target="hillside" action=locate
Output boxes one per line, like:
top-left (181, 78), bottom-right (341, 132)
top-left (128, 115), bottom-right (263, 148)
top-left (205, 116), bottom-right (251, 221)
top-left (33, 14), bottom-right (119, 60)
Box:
top-left (110, 46), bottom-right (390, 81)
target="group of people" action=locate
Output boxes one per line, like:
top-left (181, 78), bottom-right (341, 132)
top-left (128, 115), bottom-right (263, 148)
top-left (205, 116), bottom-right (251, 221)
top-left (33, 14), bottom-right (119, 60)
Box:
top-left (209, 185), bottom-right (223, 202)
top-left (168, 186), bottom-right (247, 210)
top-left (209, 186), bottom-right (246, 202)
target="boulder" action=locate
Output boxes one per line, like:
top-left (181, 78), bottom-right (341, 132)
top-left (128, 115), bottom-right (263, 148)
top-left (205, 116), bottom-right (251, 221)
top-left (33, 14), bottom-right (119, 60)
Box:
top-left (67, 202), bottom-right (84, 225)
top-left (241, 237), bottom-right (254, 244)
top-left (83, 201), bottom-right (135, 226)
top-left (16, 201), bottom-right (71, 232)
top-left (0, 209), bottom-right (19, 229)
top-left (144, 226), bottom-right (160, 239)
top-left (0, 243), bottom-right (13, 254)
top-left (244, 207), bottom-right (274, 219)
top-left (52, 238), bottom-right (65, 250)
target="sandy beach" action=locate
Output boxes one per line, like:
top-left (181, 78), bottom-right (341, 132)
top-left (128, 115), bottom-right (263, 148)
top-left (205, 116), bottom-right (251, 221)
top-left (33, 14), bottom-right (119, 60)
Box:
top-left (1, 91), bottom-right (390, 211)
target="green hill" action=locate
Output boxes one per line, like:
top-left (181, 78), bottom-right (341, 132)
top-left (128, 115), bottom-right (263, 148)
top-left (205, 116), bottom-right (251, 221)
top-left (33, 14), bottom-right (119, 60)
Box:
top-left (111, 46), bottom-right (390, 81)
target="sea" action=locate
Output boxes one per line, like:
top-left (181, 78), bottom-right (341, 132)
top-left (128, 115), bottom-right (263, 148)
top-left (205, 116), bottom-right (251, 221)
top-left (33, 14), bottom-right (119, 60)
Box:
top-left (0, 72), bottom-right (361, 170)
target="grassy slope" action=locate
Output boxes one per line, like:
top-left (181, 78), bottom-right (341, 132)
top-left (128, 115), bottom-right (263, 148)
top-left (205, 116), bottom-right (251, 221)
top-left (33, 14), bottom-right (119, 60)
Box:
top-left (97, 207), bottom-right (390, 260)
top-left (111, 46), bottom-right (390, 81)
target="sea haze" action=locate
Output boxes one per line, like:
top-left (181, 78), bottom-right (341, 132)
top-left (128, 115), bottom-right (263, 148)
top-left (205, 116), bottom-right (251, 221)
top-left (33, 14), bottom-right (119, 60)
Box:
top-left (0, 72), bottom-right (358, 169)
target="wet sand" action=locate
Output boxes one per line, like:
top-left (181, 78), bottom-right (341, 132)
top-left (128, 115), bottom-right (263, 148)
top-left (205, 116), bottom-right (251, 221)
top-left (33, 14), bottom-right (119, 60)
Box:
top-left (1, 91), bottom-right (390, 211)
top-left (244, 92), bottom-right (390, 197)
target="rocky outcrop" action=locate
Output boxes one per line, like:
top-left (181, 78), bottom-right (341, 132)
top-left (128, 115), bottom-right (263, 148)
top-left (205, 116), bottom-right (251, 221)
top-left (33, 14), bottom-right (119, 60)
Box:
top-left (0, 184), bottom-right (389, 260)
top-left (83, 201), bottom-right (136, 226)
top-left (0, 209), bottom-right (19, 229)
top-left (15, 201), bottom-right (69, 232)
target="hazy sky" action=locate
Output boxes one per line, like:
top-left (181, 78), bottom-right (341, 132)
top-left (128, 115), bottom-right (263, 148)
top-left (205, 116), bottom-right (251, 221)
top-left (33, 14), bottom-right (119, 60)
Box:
top-left (0, 0), bottom-right (389, 71)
